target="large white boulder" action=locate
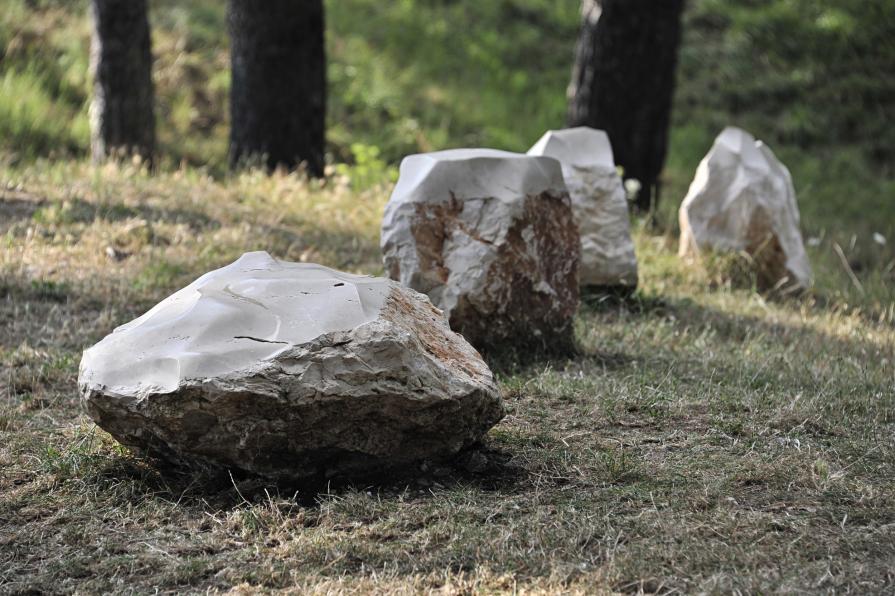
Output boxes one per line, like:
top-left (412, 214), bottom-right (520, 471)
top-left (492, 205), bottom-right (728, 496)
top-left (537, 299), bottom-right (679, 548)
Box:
top-left (79, 251), bottom-right (504, 482)
top-left (679, 127), bottom-right (812, 290)
top-left (528, 127), bottom-right (638, 290)
top-left (380, 149), bottom-right (580, 354)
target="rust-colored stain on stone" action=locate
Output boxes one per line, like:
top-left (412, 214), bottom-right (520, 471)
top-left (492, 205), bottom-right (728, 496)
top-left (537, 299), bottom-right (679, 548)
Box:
top-left (744, 207), bottom-right (790, 290)
top-left (410, 196), bottom-right (463, 285)
top-left (381, 286), bottom-right (485, 377)
top-left (404, 190), bottom-right (580, 354)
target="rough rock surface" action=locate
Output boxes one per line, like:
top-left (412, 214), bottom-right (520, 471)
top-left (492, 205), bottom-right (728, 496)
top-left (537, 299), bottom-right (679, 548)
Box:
top-left (79, 251), bottom-right (504, 482)
top-left (528, 127), bottom-right (638, 290)
top-left (679, 127), bottom-right (812, 290)
top-left (380, 149), bottom-right (580, 354)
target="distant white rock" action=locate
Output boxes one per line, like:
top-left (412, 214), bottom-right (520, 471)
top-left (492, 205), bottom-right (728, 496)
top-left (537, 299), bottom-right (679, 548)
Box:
top-left (381, 148), bottom-right (580, 354)
top-left (528, 127), bottom-right (638, 290)
top-left (679, 127), bottom-right (812, 290)
top-left (79, 251), bottom-right (504, 481)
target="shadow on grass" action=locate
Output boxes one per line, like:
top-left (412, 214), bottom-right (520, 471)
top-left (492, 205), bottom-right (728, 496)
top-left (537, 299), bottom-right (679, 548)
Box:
top-left (583, 286), bottom-right (890, 352)
top-left (483, 292), bottom-right (662, 378)
top-left (27, 195), bottom-right (221, 230)
top-left (0, 192), bottom-right (44, 232)
top-left (3, 190), bottom-right (383, 274)
top-left (63, 438), bottom-right (526, 511)
top-left (486, 347), bottom-right (636, 381)
top-left (579, 289), bottom-right (671, 316)
top-left (663, 295), bottom-right (888, 353)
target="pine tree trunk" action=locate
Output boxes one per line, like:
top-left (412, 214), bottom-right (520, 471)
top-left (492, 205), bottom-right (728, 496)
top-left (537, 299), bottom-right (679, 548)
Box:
top-left (567, 0), bottom-right (685, 212)
top-left (227, 0), bottom-right (326, 176)
top-left (89, 0), bottom-right (155, 164)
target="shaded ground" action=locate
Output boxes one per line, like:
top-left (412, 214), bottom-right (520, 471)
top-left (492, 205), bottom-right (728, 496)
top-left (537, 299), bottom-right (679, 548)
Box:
top-left (1, 165), bottom-right (893, 594)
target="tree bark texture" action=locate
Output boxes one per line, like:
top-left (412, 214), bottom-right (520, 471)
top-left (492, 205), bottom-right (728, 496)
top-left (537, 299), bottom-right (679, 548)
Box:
top-left (567, 0), bottom-right (685, 212)
top-left (228, 0), bottom-right (326, 176)
top-left (89, 0), bottom-right (156, 163)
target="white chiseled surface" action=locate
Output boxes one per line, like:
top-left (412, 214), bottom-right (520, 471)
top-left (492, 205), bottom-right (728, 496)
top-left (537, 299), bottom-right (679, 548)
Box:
top-left (528, 126), bottom-right (616, 169)
top-left (80, 251), bottom-right (390, 396)
top-left (679, 127), bottom-right (811, 288)
top-left (388, 148), bottom-right (565, 205)
top-left (528, 127), bottom-right (637, 288)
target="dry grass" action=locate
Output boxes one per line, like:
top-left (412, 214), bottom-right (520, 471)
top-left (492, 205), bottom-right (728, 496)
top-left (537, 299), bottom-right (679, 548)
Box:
top-left (2, 163), bottom-right (894, 594)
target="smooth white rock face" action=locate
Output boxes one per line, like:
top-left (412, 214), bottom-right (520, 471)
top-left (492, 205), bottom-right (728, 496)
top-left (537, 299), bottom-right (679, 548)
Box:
top-left (388, 148), bottom-right (567, 205)
top-left (381, 149), bottom-right (580, 353)
top-left (79, 252), bottom-right (503, 481)
top-left (82, 251), bottom-right (390, 397)
top-left (679, 127), bottom-right (812, 289)
top-left (528, 127), bottom-right (638, 288)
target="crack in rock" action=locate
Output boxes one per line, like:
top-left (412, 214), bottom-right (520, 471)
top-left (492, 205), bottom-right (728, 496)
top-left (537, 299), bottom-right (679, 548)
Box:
top-left (233, 336), bottom-right (290, 345)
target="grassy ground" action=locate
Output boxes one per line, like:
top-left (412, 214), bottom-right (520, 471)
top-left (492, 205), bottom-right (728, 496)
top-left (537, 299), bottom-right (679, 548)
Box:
top-left (1, 163), bottom-right (893, 593)
top-left (2, 0), bottom-right (895, 592)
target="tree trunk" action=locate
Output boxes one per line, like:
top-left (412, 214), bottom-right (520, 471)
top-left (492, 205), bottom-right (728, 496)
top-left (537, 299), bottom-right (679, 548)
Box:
top-left (567, 0), bottom-right (685, 212)
top-left (227, 0), bottom-right (326, 176)
top-left (89, 0), bottom-right (155, 164)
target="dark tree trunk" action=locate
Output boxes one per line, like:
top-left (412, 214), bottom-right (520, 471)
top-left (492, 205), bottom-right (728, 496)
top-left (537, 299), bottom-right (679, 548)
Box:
top-left (89, 0), bottom-right (155, 164)
top-left (567, 0), bottom-right (685, 212)
top-left (227, 0), bottom-right (326, 176)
